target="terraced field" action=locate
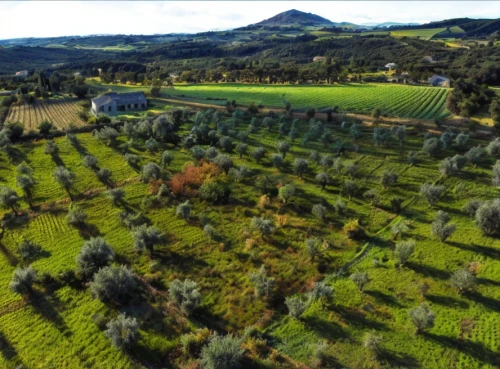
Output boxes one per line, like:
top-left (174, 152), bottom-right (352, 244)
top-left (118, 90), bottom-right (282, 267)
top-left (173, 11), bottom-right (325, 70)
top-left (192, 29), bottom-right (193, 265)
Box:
top-left (7, 98), bottom-right (86, 130)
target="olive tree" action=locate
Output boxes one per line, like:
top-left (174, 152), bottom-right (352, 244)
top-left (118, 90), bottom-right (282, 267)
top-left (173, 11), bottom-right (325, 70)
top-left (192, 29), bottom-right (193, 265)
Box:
top-left (276, 141), bottom-right (290, 158)
top-left (200, 334), bottom-right (243, 369)
top-left (160, 151), bottom-right (174, 169)
top-left (10, 266), bottom-right (37, 298)
top-left (492, 160), bottom-right (500, 186)
top-left (213, 154), bottom-right (233, 174)
top-left (422, 137), bottom-right (440, 157)
top-left (169, 279), bottom-right (202, 315)
top-left (305, 238), bottom-right (321, 261)
top-left (408, 304), bottom-right (436, 334)
top-left (278, 184), bottom-right (295, 204)
top-left (97, 167), bottom-right (113, 187)
top-left (381, 171), bottom-right (398, 188)
top-left (293, 158), bottom-right (308, 178)
top-left (312, 204), bottom-right (327, 222)
top-left (67, 207), bottom-right (88, 227)
top-left (465, 145), bottom-right (487, 166)
top-left (105, 314), bottom-right (140, 350)
top-left (53, 166), bottom-right (75, 199)
top-left (17, 240), bottom-right (42, 262)
top-left (251, 147), bottom-right (265, 163)
top-left (271, 153), bottom-right (284, 169)
top-left (132, 225), bottom-right (162, 256)
top-left (285, 296), bottom-right (307, 319)
top-left (83, 155), bottom-right (98, 170)
top-left (0, 186), bottom-right (20, 215)
top-left (249, 265), bottom-right (275, 298)
top-left (315, 172), bottom-right (330, 190)
top-left (450, 269), bottom-right (476, 295)
top-left (307, 281), bottom-right (334, 306)
top-left (235, 143), bottom-right (248, 159)
top-left (462, 199), bottom-right (482, 218)
top-left (89, 265), bottom-right (136, 305)
top-left (16, 174), bottom-right (36, 207)
top-left (250, 217), bottom-right (275, 239)
top-left (141, 162), bottom-right (161, 183)
top-left (431, 211), bottom-right (456, 242)
top-left (76, 237), bottom-right (115, 279)
top-left (394, 240), bottom-right (416, 267)
top-left (105, 188), bottom-right (125, 206)
top-left (342, 180), bottom-right (358, 200)
top-left (420, 183), bottom-right (445, 207)
top-left (350, 272), bottom-right (369, 292)
top-left (475, 199), bottom-right (500, 235)
top-left (176, 200), bottom-right (191, 221)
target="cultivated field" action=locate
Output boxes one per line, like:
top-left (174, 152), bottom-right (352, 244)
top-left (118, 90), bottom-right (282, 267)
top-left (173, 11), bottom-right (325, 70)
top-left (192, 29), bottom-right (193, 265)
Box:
top-left (7, 98), bottom-right (86, 130)
top-left (88, 81), bottom-right (451, 120)
top-left (0, 107), bottom-right (498, 368)
top-left (390, 28), bottom-right (446, 40)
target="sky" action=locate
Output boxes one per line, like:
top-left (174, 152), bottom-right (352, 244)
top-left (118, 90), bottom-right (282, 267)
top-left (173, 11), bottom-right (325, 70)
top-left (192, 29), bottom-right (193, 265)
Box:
top-left (1, 1), bottom-right (500, 40)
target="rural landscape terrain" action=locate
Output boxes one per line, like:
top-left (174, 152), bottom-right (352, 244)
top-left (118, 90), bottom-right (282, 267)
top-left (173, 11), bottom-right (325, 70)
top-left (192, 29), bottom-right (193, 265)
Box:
top-left (1, 2), bottom-right (500, 369)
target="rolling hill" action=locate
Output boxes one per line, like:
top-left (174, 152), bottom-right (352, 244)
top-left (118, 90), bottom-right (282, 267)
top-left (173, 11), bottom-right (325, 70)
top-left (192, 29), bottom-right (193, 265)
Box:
top-left (255, 9), bottom-right (335, 26)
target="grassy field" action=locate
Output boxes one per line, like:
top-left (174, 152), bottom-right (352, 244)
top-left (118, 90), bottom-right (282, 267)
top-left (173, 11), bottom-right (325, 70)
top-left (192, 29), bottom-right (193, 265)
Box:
top-left (87, 81), bottom-right (450, 120)
top-left (7, 98), bottom-right (86, 130)
top-left (433, 26), bottom-right (467, 39)
top-left (0, 106), bottom-right (498, 368)
top-left (390, 28), bottom-right (447, 40)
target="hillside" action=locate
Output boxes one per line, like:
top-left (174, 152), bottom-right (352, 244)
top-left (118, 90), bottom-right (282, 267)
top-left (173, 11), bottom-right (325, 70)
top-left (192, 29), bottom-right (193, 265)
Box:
top-left (255, 9), bottom-right (335, 26)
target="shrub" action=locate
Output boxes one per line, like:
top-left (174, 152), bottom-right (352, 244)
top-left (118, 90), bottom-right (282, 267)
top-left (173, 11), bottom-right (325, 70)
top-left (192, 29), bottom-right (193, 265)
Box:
top-left (38, 120), bottom-right (53, 135)
top-left (5, 122), bottom-right (24, 139)
top-left (251, 147), bottom-right (265, 163)
top-left (10, 266), bottom-right (37, 296)
top-left (251, 217), bottom-right (275, 239)
top-left (82, 155), bottom-right (98, 169)
top-left (76, 237), bottom-right (115, 279)
top-left (160, 151), bottom-right (174, 169)
top-left (465, 145), bottom-right (487, 165)
top-left (249, 265), bottom-right (275, 298)
top-left (486, 137), bottom-right (500, 157)
top-left (408, 304), bottom-right (435, 334)
top-left (381, 171), bottom-right (398, 188)
top-left (17, 240), bottom-right (42, 262)
top-left (276, 141), bottom-right (290, 158)
top-left (450, 269), bottom-right (476, 294)
top-left (285, 296), bottom-right (307, 318)
top-left (407, 151), bottom-right (418, 166)
top-left (342, 180), bottom-right (358, 199)
top-left (104, 314), bottom-right (140, 350)
top-left (219, 136), bottom-right (233, 152)
top-left (364, 332), bottom-right (383, 354)
top-left (0, 186), bottom-right (20, 215)
top-left (293, 158), bottom-right (308, 178)
top-left (44, 140), bottom-right (59, 155)
top-left (204, 224), bottom-right (216, 240)
top-left (167, 162), bottom-right (221, 197)
top-left (229, 166), bottom-right (251, 183)
top-left (270, 153), bottom-right (284, 169)
top-left (422, 137), bottom-right (440, 157)
top-left (394, 240), bottom-right (416, 266)
top-left (350, 272), bottom-right (369, 291)
top-left (169, 279), bottom-right (201, 315)
top-left (200, 334), bottom-right (243, 369)
top-left (95, 126), bottom-right (119, 146)
top-left (462, 199), bottom-right (482, 218)
top-left (145, 137), bottom-right (159, 153)
top-left (199, 181), bottom-right (229, 204)
top-left (89, 265), bottom-right (136, 305)
top-left (307, 281), bottom-right (334, 305)
top-left (315, 172), bottom-right (330, 190)
top-left (97, 167), bottom-right (113, 185)
top-left (125, 153), bottom-right (141, 168)
top-left (213, 154), bottom-right (233, 174)
top-left (205, 147), bottom-right (219, 161)
top-left (334, 198), bottom-right (347, 215)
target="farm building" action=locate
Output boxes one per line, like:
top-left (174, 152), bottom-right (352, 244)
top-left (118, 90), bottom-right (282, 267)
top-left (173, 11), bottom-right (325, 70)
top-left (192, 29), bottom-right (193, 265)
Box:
top-left (91, 91), bottom-right (147, 116)
top-left (313, 56), bottom-right (326, 62)
top-left (428, 75), bottom-right (450, 87)
top-left (15, 70), bottom-right (28, 78)
top-left (385, 63), bottom-right (397, 70)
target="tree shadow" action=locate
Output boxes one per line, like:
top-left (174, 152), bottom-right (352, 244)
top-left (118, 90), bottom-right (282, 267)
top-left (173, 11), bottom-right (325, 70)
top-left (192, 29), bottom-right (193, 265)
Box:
top-left (380, 348), bottom-right (421, 369)
top-left (463, 291), bottom-right (500, 312)
top-left (448, 241), bottom-right (500, 259)
top-left (6, 147), bottom-right (27, 166)
top-left (0, 242), bottom-right (18, 266)
top-left (425, 332), bottom-right (500, 367)
top-left (477, 277), bottom-right (500, 287)
top-left (50, 154), bottom-right (65, 168)
top-left (426, 294), bottom-right (469, 309)
top-left (31, 292), bottom-right (71, 336)
top-left (333, 305), bottom-right (389, 331)
top-left (0, 331), bottom-right (19, 360)
top-left (406, 262), bottom-right (449, 280)
top-left (2, 212), bottom-right (31, 230)
top-left (365, 290), bottom-right (403, 308)
top-left (75, 222), bottom-right (102, 240)
top-left (303, 315), bottom-right (350, 340)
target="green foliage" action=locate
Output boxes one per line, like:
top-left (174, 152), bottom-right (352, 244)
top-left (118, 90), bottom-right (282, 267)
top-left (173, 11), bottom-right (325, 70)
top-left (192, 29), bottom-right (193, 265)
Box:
top-left (141, 162), bottom-right (161, 182)
top-left (350, 271), bottom-right (369, 291)
top-left (17, 240), bottom-right (43, 262)
top-left (475, 198), bottom-right (500, 235)
top-left (38, 120), bottom-right (53, 135)
top-left (293, 158), bottom-right (308, 178)
top-left (285, 296), bottom-right (307, 318)
top-left (160, 150), bottom-right (174, 169)
top-left (431, 211), bottom-right (457, 242)
top-left (422, 137), bottom-right (440, 157)
top-left (105, 188), bottom-right (125, 206)
top-left (213, 154), bottom-right (233, 174)
top-left (450, 269), bottom-right (476, 294)
top-left (67, 207), bottom-right (88, 226)
top-left (0, 186), bottom-right (20, 215)
top-left (176, 201), bottom-right (191, 220)
top-left (420, 183), bottom-right (445, 207)
top-left (311, 203), bottom-right (327, 221)
top-left (394, 239), bottom-right (416, 266)
top-left (132, 224), bottom-right (162, 255)
top-left (381, 171), bottom-right (398, 188)
top-left (251, 147), bottom-right (265, 163)
top-left (83, 154), bottom-right (98, 169)
top-left (249, 265), bottom-right (275, 298)
top-left (278, 184), bottom-right (295, 204)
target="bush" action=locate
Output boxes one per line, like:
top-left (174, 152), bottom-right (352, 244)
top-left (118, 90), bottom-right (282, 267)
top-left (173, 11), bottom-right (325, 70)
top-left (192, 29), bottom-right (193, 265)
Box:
top-left (431, 210), bottom-right (456, 242)
top-left (5, 122), bottom-right (24, 140)
top-left (141, 162), bottom-right (161, 183)
top-left (200, 334), bottom-right (244, 369)
top-left (394, 240), bottom-right (416, 266)
top-left (104, 314), bottom-right (140, 350)
top-left (307, 281), bottom-right (334, 305)
top-left (342, 180), bottom-right (358, 199)
top-left (305, 238), bottom-right (321, 260)
top-left (278, 184), bottom-right (295, 204)
top-left (350, 272), bottom-right (369, 291)
top-left (381, 171), bottom-right (398, 188)
top-left (67, 207), bottom-right (87, 226)
top-left (160, 151), bottom-right (174, 169)
top-left (132, 224), bottom-right (162, 256)
top-left (422, 137), bottom-right (440, 157)
top-left (251, 217), bottom-right (275, 239)
top-left (462, 199), bottom-right (482, 218)
top-left (285, 296), bottom-right (307, 318)
top-left (293, 158), bottom-right (308, 178)
top-left (311, 204), bottom-right (327, 221)
top-left (364, 332), bottom-right (383, 354)
top-left (89, 265), bottom-right (136, 305)
top-left (38, 120), bottom-right (53, 135)
top-left (251, 147), bottom-right (265, 163)
top-left (82, 155), bottom-right (98, 169)
top-left (176, 200), bottom-right (191, 220)
top-left (169, 279), bottom-right (201, 315)
top-left (475, 199), bottom-right (500, 235)
top-left (105, 188), bottom-right (125, 206)
top-left (76, 237), bottom-right (115, 279)
top-left (420, 183), bottom-right (445, 207)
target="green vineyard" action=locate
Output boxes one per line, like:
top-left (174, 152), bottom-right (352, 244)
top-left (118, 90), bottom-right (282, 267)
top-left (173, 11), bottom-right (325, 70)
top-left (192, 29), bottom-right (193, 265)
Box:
top-left (163, 83), bottom-right (450, 120)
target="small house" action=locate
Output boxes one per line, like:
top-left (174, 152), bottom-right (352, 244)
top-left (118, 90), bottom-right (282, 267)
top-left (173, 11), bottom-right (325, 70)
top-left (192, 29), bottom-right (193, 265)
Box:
top-left (428, 75), bottom-right (450, 88)
top-left (385, 63), bottom-right (397, 70)
top-left (15, 70), bottom-right (28, 78)
top-left (91, 91), bottom-right (147, 116)
top-left (313, 56), bottom-right (326, 62)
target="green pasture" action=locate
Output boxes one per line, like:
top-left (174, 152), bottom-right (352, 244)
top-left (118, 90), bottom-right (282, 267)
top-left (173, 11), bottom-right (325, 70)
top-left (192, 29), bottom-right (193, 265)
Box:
top-left (391, 28), bottom-right (447, 40)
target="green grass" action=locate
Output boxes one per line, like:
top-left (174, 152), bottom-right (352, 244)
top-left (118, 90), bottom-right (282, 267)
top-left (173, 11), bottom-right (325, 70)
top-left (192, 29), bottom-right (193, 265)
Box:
top-left (86, 80), bottom-right (450, 120)
top-left (0, 110), bottom-right (498, 368)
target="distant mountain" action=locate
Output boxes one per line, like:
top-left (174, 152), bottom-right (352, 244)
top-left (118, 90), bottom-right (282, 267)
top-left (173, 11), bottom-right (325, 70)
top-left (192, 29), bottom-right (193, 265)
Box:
top-left (255, 9), bottom-right (334, 26)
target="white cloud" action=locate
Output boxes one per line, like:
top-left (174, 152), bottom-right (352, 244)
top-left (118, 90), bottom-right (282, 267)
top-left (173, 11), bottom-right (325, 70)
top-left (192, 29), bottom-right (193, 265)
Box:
top-left (0, 1), bottom-right (499, 39)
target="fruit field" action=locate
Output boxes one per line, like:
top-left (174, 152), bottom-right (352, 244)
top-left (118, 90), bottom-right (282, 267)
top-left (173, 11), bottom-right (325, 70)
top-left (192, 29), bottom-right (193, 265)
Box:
top-left (7, 98), bottom-right (86, 130)
top-left (88, 81), bottom-right (450, 120)
top-left (0, 107), bottom-right (498, 369)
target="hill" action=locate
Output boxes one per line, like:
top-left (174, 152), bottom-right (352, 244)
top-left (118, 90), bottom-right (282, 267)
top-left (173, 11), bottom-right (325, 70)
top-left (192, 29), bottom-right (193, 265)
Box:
top-left (388, 17), bottom-right (500, 36)
top-left (255, 9), bottom-right (335, 26)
